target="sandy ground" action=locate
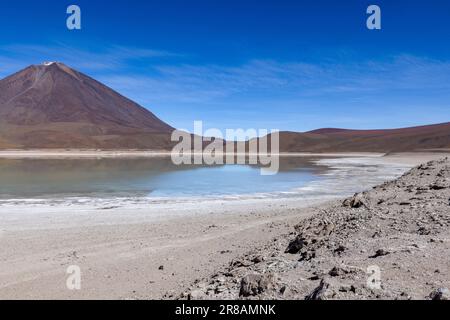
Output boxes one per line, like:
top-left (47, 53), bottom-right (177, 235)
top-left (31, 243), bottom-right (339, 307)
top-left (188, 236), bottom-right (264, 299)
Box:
top-left (0, 152), bottom-right (448, 300)
top-left (0, 198), bottom-right (323, 300)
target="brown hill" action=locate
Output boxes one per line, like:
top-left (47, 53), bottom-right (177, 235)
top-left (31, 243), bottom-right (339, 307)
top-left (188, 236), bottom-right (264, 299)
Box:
top-left (0, 62), bottom-right (174, 149)
top-left (269, 122), bottom-right (450, 153)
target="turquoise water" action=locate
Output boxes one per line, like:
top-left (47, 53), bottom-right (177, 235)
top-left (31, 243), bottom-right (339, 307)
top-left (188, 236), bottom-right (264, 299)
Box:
top-left (0, 157), bottom-right (327, 199)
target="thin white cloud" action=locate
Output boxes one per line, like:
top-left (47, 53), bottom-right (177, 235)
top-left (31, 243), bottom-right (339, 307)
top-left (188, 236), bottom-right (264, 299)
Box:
top-left (0, 43), bottom-right (179, 75)
top-left (1, 43), bottom-right (450, 111)
top-left (99, 56), bottom-right (450, 107)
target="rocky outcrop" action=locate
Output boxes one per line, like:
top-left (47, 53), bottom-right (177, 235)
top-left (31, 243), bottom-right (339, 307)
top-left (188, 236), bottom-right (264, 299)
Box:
top-left (239, 273), bottom-right (276, 297)
top-left (178, 158), bottom-right (450, 300)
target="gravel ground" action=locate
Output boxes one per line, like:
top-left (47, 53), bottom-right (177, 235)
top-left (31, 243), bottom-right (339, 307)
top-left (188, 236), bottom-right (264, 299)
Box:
top-left (179, 158), bottom-right (450, 300)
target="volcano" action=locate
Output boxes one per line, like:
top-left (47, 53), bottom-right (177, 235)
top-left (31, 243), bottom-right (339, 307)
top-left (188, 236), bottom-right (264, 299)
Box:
top-left (0, 62), bottom-right (174, 149)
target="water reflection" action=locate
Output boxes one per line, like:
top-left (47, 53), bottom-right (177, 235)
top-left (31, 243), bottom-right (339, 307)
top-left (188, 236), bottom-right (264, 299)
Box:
top-left (0, 157), bottom-right (328, 199)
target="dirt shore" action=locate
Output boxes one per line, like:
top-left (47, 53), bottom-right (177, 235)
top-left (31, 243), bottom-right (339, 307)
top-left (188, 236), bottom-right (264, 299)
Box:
top-left (0, 198), bottom-right (327, 300)
top-left (180, 157), bottom-right (450, 300)
top-left (0, 153), bottom-right (448, 300)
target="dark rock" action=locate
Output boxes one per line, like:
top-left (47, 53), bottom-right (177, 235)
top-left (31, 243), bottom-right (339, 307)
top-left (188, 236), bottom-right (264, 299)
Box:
top-left (251, 255), bottom-right (264, 264)
top-left (372, 231), bottom-right (382, 238)
top-left (305, 279), bottom-right (335, 300)
top-left (299, 250), bottom-right (316, 261)
top-left (430, 184), bottom-right (446, 190)
top-left (285, 235), bottom-right (307, 254)
top-left (339, 284), bottom-right (356, 293)
top-left (429, 288), bottom-right (449, 300)
top-left (158, 265), bottom-right (164, 270)
top-left (280, 286), bottom-right (287, 295)
top-left (418, 227), bottom-right (431, 235)
top-left (334, 245), bottom-right (346, 255)
top-left (343, 194), bottom-right (365, 208)
top-left (187, 289), bottom-right (204, 300)
top-left (369, 249), bottom-right (390, 258)
top-left (239, 273), bottom-right (275, 297)
top-left (329, 267), bottom-right (345, 277)
top-left (230, 259), bottom-right (250, 268)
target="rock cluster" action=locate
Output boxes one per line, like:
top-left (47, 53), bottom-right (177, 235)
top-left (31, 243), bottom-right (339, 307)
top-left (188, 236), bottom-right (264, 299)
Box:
top-left (178, 158), bottom-right (450, 300)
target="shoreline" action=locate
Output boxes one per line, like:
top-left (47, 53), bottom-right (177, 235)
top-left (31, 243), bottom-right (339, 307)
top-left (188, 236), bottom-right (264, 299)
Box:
top-left (0, 150), bottom-right (387, 159)
top-left (0, 152), bottom-right (448, 299)
top-left (0, 149), bottom-right (448, 159)
top-left (0, 153), bottom-right (427, 231)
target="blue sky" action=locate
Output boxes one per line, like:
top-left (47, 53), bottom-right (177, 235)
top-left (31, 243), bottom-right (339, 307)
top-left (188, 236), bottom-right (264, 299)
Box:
top-left (0, 0), bottom-right (449, 132)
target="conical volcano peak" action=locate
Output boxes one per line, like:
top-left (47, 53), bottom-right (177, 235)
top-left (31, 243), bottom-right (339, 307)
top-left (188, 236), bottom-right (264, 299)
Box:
top-left (35, 61), bottom-right (76, 73)
top-left (37, 61), bottom-right (70, 71)
top-left (39, 61), bottom-right (83, 81)
top-left (40, 61), bottom-right (71, 67)
top-left (0, 63), bottom-right (174, 149)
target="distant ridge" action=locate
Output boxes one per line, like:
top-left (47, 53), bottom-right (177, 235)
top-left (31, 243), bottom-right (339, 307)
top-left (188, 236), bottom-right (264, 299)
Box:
top-left (306, 128), bottom-right (351, 134)
top-left (271, 122), bottom-right (450, 153)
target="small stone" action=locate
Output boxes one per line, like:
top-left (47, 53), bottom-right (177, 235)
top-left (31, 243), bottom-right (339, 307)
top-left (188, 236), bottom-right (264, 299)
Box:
top-left (285, 235), bottom-right (307, 254)
top-left (305, 279), bottom-right (335, 300)
top-left (369, 249), bottom-right (390, 259)
top-left (343, 194), bottom-right (365, 208)
top-left (251, 255), bottom-right (264, 264)
top-left (280, 286), bottom-right (287, 295)
top-left (239, 273), bottom-right (275, 297)
top-left (334, 245), bottom-right (346, 255)
top-left (230, 259), bottom-right (250, 268)
top-left (430, 184), bottom-right (446, 190)
top-left (339, 284), bottom-right (356, 293)
top-left (429, 288), bottom-right (449, 300)
top-left (329, 267), bottom-right (343, 277)
top-left (418, 227), bottom-right (431, 235)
